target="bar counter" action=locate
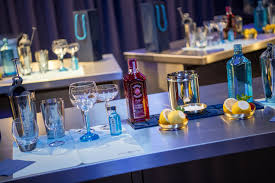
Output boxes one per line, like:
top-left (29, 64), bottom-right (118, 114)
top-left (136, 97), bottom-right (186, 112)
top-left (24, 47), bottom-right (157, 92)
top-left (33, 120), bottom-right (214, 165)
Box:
top-left (1, 77), bottom-right (275, 183)
top-left (0, 54), bottom-right (122, 95)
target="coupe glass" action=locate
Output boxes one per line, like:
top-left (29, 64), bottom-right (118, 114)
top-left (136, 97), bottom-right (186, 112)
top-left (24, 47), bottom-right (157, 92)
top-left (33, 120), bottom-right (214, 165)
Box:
top-left (67, 42), bottom-right (79, 70)
top-left (69, 81), bottom-right (99, 142)
top-left (69, 94), bottom-right (95, 134)
top-left (97, 84), bottom-right (119, 130)
top-left (52, 39), bottom-right (68, 72)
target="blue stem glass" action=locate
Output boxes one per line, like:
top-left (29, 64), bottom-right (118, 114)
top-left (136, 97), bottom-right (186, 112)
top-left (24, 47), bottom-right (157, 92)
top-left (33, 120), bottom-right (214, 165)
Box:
top-left (80, 111), bottom-right (99, 142)
top-left (59, 57), bottom-right (68, 72)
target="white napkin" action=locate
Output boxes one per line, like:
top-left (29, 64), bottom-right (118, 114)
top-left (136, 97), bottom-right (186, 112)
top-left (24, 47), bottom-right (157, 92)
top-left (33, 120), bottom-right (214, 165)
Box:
top-left (13, 133), bottom-right (81, 178)
top-left (70, 127), bottom-right (144, 164)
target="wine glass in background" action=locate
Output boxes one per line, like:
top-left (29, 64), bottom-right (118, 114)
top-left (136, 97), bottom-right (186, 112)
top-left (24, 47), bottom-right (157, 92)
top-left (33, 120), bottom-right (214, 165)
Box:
top-left (67, 42), bottom-right (80, 70)
top-left (97, 84), bottom-right (119, 130)
top-left (52, 39), bottom-right (68, 72)
top-left (69, 81), bottom-right (99, 142)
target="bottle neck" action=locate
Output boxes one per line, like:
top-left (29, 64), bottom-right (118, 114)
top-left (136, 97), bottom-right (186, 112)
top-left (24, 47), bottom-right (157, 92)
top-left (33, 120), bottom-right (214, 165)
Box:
top-left (257, 1), bottom-right (263, 8)
top-left (129, 61), bottom-right (137, 73)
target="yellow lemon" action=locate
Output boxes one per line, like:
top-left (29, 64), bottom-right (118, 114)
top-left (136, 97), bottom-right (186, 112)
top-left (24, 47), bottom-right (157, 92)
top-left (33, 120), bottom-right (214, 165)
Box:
top-left (159, 109), bottom-right (172, 124)
top-left (223, 98), bottom-right (237, 114)
top-left (232, 101), bottom-right (251, 114)
top-left (167, 110), bottom-right (186, 124)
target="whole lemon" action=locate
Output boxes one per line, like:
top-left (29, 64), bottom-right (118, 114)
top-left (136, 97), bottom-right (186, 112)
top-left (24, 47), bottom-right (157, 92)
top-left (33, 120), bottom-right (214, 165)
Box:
top-left (167, 110), bottom-right (186, 124)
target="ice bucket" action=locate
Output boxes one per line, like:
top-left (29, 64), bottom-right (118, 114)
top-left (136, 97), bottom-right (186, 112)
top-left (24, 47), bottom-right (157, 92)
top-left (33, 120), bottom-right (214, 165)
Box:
top-left (167, 70), bottom-right (200, 110)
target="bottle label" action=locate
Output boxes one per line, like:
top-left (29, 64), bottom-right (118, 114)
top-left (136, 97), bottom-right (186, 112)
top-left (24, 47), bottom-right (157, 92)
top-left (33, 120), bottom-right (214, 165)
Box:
top-left (130, 82), bottom-right (146, 119)
top-left (109, 117), bottom-right (117, 134)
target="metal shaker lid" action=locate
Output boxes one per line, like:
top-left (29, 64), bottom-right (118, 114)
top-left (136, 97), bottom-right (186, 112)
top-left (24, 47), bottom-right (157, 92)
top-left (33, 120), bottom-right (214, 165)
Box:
top-left (167, 70), bottom-right (198, 82)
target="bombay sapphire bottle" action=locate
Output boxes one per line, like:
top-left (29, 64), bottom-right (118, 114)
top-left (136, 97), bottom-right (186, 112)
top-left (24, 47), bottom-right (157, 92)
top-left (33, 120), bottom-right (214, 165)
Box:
top-left (108, 106), bottom-right (122, 136)
top-left (260, 43), bottom-right (275, 102)
top-left (0, 38), bottom-right (16, 76)
top-left (226, 44), bottom-right (253, 102)
top-left (254, 0), bottom-right (268, 32)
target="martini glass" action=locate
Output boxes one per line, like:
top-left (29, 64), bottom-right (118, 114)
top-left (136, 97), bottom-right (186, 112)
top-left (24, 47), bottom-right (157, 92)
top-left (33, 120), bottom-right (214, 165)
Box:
top-left (69, 81), bottom-right (99, 142)
top-left (52, 39), bottom-right (68, 72)
top-left (67, 42), bottom-right (79, 70)
top-left (97, 84), bottom-right (119, 130)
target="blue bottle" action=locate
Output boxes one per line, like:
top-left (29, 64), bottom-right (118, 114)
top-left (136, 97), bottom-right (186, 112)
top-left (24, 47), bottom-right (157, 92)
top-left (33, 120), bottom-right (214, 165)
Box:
top-left (260, 43), bottom-right (275, 102)
top-left (108, 106), bottom-right (122, 136)
top-left (226, 44), bottom-right (253, 102)
top-left (254, 0), bottom-right (268, 32)
top-left (0, 38), bottom-right (16, 76)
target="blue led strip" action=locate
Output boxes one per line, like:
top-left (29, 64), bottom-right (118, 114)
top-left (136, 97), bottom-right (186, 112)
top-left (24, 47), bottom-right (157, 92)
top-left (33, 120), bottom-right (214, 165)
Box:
top-left (74, 14), bottom-right (87, 41)
top-left (155, 4), bottom-right (168, 32)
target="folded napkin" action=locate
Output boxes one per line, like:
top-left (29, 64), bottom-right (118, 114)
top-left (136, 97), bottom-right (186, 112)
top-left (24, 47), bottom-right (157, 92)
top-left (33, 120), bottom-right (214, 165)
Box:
top-left (0, 159), bottom-right (35, 176)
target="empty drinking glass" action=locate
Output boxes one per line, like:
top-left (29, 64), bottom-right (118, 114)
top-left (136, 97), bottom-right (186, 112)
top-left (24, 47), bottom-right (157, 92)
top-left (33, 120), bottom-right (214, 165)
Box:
top-left (41, 98), bottom-right (65, 147)
top-left (35, 50), bottom-right (48, 74)
top-left (69, 81), bottom-right (99, 142)
top-left (195, 27), bottom-right (207, 48)
top-left (97, 84), bottom-right (119, 130)
top-left (11, 91), bottom-right (39, 152)
top-left (12, 118), bottom-right (39, 152)
top-left (52, 39), bottom-right (68, 72)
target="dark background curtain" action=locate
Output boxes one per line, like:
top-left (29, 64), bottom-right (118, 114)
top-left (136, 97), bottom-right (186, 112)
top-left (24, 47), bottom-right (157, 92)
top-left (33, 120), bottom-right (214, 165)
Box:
top-left (0, 0), bottom-right (249, 74)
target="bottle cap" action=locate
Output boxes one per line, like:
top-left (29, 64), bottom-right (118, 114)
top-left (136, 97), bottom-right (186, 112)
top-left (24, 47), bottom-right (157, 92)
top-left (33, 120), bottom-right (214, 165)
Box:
top-left (225, 6), bottom-right (232, 13)
top-left (128, 58), bottom-right (137, 69)
top-left (107, 106), bottom-right (116, 111)
top-left (233, 44), bottom-right (242, 51)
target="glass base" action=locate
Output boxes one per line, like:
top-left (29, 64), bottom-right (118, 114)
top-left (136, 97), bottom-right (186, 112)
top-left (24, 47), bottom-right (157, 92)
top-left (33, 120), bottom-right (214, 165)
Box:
top-left (59, 67), bottom-right (68, 72)
top-left (80, 131), bottom-right (99, 142)
top-left (49, 140), bottom-right (65, 147)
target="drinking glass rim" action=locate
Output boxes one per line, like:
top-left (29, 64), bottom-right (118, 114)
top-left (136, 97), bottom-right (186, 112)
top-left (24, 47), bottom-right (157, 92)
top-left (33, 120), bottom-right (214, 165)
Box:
top-left (97, 84), bottom-right (118, 91)
top-left (13, 91), bottom-right (34, 98)
top-left (41, 98), bottom-right (64, 105)
top-left (69, 81), bottom-right (96, 88)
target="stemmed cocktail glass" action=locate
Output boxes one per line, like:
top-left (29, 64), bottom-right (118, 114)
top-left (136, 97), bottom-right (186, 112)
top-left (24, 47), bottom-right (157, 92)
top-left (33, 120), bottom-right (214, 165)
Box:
top-left (97, 84), bottom-right (119, 130)
top-left (67, 42), bottom-right (79, 70)
top-left (52, 39), bottom-right (68, 72)
top-left (69, 81), bottom-right (99, 142)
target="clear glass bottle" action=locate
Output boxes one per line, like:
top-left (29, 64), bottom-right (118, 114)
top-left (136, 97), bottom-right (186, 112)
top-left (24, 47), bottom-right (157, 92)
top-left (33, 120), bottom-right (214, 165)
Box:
top-left (254, 0), bottom-right (268, 32)
top-left (108, 106), bottom-right (122, 136)
top-left (123, 58), bottom-right (150, 123)
top-left (226, 44), bottom-right (253, 102)
top-left (260, 43), bottom-right (275, 102)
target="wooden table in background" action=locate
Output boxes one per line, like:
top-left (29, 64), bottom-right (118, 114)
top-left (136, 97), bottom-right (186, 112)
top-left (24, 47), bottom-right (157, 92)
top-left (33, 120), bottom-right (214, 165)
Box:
top-left (124, 34), bottom-right (275, 94)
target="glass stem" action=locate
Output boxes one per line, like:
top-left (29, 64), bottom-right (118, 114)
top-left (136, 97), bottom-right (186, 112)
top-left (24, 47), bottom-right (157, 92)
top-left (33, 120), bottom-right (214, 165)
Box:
top-left (83, 111), bottom-right (90, 133)
top-left (80, 110), bottom-right (89, 129)
top-left (105, 101), bottom-right (110, 123)
top-left (59, 56), bottom-right (64, 69)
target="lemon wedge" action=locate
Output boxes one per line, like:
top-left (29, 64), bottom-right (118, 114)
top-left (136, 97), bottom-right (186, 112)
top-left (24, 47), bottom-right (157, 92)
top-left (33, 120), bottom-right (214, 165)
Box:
top-left (167, 110), bottom-right (186, 124)
top-left (159, 109), bottom-right (172, 124)
top-left (223, 98), bottom-right (237, 113)
top-left (232, 101), bottom-right (251, 114)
